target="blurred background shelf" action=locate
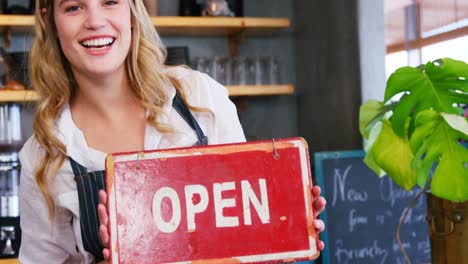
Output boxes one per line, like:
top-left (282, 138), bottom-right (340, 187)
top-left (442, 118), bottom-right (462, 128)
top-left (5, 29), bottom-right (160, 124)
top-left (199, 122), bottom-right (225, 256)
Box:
top-left (0, 15), bottom-right (33, 26)
top-left (0, 91), bottom-right (39, 102)
top-left (0, 15), bottom-right (290, 36)
top-left (227, 84), bottom-right (294, 96)
top-left (0, 85), bottom-right (294, 102)
top-left (151, 16), bottom-right (290, 36)
top-left (0, 259), bottom-right (18, 264)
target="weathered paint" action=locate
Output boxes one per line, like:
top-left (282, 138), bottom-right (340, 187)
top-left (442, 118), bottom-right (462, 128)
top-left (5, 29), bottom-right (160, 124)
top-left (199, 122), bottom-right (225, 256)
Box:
top-left (191, 257), bottom-right (242, 264)
top-left (105, 155), bottom-right (120, 264)
top-left (106, 138), bottom-right (319, 263)
top-left (111, 138), bottom-right (305, 164)
top-left (105, 155), bottom-right (115, 196)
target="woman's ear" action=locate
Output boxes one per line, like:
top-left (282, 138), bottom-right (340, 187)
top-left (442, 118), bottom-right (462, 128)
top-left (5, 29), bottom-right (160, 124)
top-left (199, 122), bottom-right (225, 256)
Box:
top-left (41, 8), bottom-right (48, 24)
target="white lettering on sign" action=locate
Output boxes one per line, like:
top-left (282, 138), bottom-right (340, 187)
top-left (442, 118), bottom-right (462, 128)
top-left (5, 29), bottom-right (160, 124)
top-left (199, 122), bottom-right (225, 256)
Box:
top-left (380, 177), bottom-right (423, 208)
top-left (214, 181), bottom-right (239, 228)
top-left (241, 179), bottom-right (270, 225)
top-left (392, 238), bottom-right (411, 252)
top-left (375, 210), bottom-right (392, 225)
top-left (152, 179), bottom-right (271, 233)
top-left (332, 166), bottom-right (368, 206)
top-left (185, 184), bottom-right (209, 231)
top-left (152, 187), bottom-right (182, 233)
top-left (417, 238), bottom-right (430, 254)
top-left (348, 209), bottom-right (367, 232)
top-left (335, 239), bottom-right (388, 264)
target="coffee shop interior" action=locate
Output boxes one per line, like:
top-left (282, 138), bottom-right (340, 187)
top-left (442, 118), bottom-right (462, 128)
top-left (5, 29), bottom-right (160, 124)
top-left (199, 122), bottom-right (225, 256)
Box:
top-left (0, 0), bottom-right (466, 263)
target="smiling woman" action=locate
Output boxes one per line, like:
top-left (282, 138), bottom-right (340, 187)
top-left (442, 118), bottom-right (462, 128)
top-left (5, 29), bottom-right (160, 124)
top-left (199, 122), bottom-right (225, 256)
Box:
top-left (17, 0), bottom-right (327, 263)
top-left (53, 0), bottom-right (131, 77)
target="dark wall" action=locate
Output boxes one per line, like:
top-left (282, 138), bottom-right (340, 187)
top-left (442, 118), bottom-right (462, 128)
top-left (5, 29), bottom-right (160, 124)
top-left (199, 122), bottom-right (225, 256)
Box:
top-left (235, 0), bottom-right (298, 141)
top-left (294, 0), bottom-right (363, 152)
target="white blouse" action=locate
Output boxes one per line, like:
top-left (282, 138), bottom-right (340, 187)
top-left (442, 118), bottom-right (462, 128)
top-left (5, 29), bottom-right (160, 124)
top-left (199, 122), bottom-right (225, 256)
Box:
top-left (18, 67), bottom-right (246, 264)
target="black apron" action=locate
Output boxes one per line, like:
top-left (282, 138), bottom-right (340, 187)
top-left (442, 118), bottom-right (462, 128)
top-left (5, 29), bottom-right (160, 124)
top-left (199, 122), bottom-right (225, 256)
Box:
top-left (69, 93), bottom-right (208, 262)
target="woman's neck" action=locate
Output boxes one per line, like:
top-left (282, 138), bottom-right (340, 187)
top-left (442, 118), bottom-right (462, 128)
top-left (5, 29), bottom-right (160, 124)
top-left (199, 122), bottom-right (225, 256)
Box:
top-left (70, 67), bottom-right (136, 118)
top-left (69, 67), bottom-right (147, 153)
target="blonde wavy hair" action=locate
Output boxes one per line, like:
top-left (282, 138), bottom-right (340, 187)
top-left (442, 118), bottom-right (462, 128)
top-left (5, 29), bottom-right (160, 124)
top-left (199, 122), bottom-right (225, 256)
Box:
top-left (31, 0), bottom-right (194, 218)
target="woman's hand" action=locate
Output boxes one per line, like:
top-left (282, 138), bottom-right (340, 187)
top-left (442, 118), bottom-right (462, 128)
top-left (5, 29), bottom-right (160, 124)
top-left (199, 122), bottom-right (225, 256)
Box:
top-left (98, 190), bottom-right (110, 261)
top-left (312, 185), bottom-right (327, 251)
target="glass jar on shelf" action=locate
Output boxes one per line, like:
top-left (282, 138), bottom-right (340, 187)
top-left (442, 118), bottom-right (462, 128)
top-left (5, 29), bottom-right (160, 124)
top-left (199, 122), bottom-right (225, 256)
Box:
top-left (0, 151), bottom-right (19, 218)
top-left (0, 103), bottom-right (22, 145)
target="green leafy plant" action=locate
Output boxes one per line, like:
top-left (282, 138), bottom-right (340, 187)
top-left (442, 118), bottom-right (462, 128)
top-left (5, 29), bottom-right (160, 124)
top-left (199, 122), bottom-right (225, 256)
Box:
top-left (360, 58), bottom-right (468, 202)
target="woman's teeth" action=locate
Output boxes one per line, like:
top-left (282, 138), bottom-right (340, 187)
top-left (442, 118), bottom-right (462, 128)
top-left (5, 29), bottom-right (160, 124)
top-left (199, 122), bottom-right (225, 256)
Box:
top-left (80, 37), bottom-right (115, 49)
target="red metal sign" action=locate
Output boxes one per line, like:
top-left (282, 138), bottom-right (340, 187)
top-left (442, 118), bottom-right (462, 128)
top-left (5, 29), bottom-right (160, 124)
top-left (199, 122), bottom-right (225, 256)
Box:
top-left (106, 138), bottom-right (319, 263)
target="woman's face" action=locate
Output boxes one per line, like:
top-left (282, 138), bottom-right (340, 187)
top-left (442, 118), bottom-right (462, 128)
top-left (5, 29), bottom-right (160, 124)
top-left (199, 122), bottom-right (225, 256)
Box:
top-left (53, 0), bottom-right (132, 79)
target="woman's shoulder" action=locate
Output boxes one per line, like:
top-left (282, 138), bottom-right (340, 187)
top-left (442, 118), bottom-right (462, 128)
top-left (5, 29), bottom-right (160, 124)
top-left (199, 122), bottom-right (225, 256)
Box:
top-left (19, 135), bottom-right (45, 173)
top-left (164, 65), bottom-right (197, 81)
top-left (164, 66), bottom-right (229, 106)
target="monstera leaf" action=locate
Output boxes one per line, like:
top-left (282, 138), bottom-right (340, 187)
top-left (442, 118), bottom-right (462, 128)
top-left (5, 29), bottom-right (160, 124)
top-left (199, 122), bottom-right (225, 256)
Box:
top-left (370, 120), bottom-right (418, 190)
top-left (409, 110), bottom-right (468, 202)
top-left (359, 100), bottom-right (392, 177)
top-left (385, 59), bottom-right (468, 138)
top-left (359, 58), bottom-right (468, 203)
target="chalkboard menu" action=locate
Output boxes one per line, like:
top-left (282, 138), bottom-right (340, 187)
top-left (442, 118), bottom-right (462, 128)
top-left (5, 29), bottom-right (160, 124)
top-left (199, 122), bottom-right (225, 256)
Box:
top-left (314, 150), bottom-right (431, 264)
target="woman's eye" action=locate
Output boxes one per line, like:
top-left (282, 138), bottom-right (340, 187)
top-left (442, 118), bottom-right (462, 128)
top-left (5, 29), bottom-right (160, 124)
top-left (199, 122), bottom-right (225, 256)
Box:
top-left (65, 5), bottom-right (81, 12)
top-left (105, 0), bottom-right (118, 6)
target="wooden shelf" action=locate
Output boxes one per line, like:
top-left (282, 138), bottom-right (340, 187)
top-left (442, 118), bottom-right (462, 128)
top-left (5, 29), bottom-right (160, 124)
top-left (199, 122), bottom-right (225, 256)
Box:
top-left (0, 90), bottom-right (39, 102)
top-left (0, 85), bottom-right (294, 102)
top-left (0, 15), bottom-right (290, 36)
top-left (151, 16), bottom-right (290, 36)
top-left (227, 84), bottom-right (294, 96)
top-left (0, 259), bottom-right (18, 264)
top-left (0, 15), bottom-right (33, 27)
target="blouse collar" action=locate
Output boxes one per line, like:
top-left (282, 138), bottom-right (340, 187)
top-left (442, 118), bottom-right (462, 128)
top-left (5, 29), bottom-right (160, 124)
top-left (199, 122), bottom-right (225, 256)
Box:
top-left (54, 82), bottom-right (176, 171)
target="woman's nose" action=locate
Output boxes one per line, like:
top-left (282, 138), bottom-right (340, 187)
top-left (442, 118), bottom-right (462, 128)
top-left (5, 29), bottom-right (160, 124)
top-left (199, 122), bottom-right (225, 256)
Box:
top-left (83, 8), bottom-right (107, 30)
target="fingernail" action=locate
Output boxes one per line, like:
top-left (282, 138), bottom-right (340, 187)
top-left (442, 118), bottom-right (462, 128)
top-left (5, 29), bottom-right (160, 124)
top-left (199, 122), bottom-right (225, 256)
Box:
top-left (314, 221), bottom-right (322, 229)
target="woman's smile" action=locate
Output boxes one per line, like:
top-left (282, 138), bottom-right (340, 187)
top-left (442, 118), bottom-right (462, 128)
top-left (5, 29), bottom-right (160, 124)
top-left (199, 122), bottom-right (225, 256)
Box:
top-left (79, 35), bottom-right (117, 55)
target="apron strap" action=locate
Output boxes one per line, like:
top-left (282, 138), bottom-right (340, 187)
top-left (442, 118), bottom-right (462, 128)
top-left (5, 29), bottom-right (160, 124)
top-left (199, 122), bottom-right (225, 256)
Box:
top-left (69, 156), bottom-right (88, 178)
top-left (69, 157), bottom-right (105, 262)
top-left (172, 92), bottom-right (209, 146)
